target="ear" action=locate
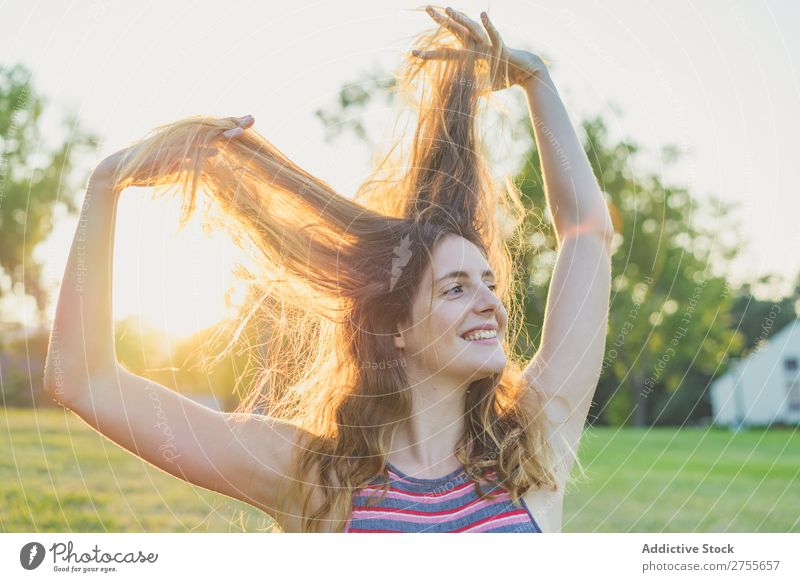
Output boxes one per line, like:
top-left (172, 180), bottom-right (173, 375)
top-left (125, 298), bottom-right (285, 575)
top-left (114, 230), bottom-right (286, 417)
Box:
top-left (394, 323), bottom-right (406, 350)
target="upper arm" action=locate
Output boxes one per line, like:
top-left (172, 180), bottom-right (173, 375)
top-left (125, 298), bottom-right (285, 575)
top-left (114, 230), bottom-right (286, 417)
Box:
top-left (522, 229), bottom-right (613, 471)
top-left (58, 366), bottom-right (306, 522)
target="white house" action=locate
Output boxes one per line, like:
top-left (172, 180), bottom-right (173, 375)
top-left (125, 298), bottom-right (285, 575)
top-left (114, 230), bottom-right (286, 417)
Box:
top-left (710, 318), bottom-right (800, 427)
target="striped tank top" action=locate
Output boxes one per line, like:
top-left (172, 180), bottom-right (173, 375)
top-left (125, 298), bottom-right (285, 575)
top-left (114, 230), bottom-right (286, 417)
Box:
top-left (343, 461), bottom-right (542, 533)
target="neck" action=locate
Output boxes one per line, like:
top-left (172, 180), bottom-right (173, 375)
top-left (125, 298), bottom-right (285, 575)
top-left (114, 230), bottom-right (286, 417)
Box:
top-left (390, 369), bottom-right (470, 474)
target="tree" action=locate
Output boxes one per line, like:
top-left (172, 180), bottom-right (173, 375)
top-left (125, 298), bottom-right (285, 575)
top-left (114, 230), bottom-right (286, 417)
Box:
top-left (514, 112), bottom-right (745, 426)
top-left (314, 66), bottom-right (746, 427)
top-left (727, 273), bottom-right (800, 356)
top-left (0, 63), bottom-right (98, 328)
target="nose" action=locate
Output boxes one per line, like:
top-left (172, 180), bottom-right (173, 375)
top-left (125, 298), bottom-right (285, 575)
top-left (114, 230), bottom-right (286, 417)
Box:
top-left (471, 283), bottom-right (502, 314)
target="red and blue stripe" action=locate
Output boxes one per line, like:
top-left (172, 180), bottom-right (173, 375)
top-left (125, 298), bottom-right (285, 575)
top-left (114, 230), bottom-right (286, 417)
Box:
top-left (343, 462), bottom-right (542, 533)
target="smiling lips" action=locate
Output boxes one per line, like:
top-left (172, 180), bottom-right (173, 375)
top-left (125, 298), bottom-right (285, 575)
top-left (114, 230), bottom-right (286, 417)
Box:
top-left (460, 329), bottom-right (498, 342)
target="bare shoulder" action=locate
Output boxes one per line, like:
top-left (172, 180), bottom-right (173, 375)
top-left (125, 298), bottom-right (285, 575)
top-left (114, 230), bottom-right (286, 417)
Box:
top-left (522, 485), bottom-right (565, 533)
top-left (222, 413), bottom-right (322, 529)
top-left (520, 421), bottom-right (573, 533)
top-left (520, 411), bottom-right (572, 533)
top-left (518, 374), bottom-right (589, 533)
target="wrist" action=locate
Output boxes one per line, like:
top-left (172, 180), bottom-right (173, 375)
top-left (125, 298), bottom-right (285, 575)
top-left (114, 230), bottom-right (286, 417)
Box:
top-left (521, 68), bottom-right (555, 94)
top-left (87, 171), bottom-right (123, 196)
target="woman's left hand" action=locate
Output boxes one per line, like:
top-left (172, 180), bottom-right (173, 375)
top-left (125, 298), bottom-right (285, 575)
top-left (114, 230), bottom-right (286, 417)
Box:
top-left (91, 115), bottom-right (255, 189)
top-left (413, 6), bottom-right (547, 91)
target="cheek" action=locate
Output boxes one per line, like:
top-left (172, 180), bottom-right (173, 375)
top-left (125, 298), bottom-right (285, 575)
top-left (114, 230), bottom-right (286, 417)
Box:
top-left (409, 308), bottom-right (460, 352)
top-left (430, 304), bottom-right (463, 339)
top-left (404, 310), bottom-right (439, 350)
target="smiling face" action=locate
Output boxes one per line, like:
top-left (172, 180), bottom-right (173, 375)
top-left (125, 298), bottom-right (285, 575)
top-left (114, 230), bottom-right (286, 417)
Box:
top-left (394, 234), bottom-right (508, 382)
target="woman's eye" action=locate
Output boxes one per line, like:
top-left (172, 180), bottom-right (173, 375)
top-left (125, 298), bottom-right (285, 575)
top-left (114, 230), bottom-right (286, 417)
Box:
top-left (444, 283), bottom-right (497, 296)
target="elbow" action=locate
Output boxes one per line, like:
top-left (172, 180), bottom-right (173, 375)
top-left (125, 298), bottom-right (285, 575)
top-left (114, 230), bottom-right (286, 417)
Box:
top-left (557, 215), bottom-right (616, 254)
top-left (598, 221), bottom-right (615, 255)
top-left (42, 370), bottom-right (77, 406)
top-left (42, 358), bottom-right (118, 406)
top-left (42, 353), bottom-right (67, 402)
top-left (592, 204), bottom-right (616, 255)
top-left (43, 333), bottom-right (119, 402)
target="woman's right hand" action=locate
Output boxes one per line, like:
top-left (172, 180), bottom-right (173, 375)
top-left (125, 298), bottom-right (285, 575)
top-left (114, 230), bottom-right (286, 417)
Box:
top-left (90, 114), bottom-right (255, 189)
top-left (414, 7), bottom-right (548, 92)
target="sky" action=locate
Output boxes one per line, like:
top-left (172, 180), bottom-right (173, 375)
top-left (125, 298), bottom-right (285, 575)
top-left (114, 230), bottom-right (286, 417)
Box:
top-left (2, 0), bottom-right (799, 338)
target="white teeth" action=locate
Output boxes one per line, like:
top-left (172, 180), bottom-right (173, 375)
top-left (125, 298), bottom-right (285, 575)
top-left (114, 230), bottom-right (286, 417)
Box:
top-left (462, 329), bottom-right (498, 341)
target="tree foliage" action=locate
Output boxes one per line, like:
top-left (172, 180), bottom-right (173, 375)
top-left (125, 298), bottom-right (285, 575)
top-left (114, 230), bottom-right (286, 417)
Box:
top-left (0, 63), bottom-right (98, 324)
top-left (314, 66), bottom-right (751, 427)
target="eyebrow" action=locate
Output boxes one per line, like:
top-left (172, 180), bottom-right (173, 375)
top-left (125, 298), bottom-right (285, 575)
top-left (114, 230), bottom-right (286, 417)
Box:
top-left (435, 269), bottom-right (495, 285)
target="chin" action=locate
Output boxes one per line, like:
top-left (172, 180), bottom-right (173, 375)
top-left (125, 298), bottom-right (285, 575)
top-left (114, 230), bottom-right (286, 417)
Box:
top-left (467, 356), bottom-right (507, 379)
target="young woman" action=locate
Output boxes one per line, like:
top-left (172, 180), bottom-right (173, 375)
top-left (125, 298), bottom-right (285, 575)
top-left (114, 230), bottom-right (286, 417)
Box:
top-left (44, 6), bottom-right (613, 533)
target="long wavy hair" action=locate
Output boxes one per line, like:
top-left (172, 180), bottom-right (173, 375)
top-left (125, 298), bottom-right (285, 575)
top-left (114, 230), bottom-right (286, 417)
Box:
top-left (111, 8), bottom-right (571, 532)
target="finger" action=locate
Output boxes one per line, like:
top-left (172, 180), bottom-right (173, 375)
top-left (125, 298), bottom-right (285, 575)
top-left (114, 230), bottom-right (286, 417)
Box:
top-left (238, 114), bottom-right (255, 129)
top-left (480, 12), bottom-right (502, 48)
top-left (446, 7), bottom-right (489, 45)
top-left (128, 144), bottom-right (184, 170)
top-left (168, 147), bottom-right (218, 176)
top-left (184, 147), bottom-right (219, 170)
top-left (411, 48), bottom-right (462, 61)
top-left (222, 126), bottom-right (244, 139)
top-left (425, 5), bottom-right (471, 44)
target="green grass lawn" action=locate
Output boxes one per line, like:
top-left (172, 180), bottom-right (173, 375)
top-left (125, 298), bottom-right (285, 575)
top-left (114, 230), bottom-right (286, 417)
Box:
top-left (1, 407), bottom-right (798, 532)
top-left (563, 423), bottom-right (800, 532)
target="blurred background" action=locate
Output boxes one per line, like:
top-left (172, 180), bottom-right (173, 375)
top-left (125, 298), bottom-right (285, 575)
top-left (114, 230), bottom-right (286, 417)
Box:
top-left (1, 0), bottom-right (798, 532)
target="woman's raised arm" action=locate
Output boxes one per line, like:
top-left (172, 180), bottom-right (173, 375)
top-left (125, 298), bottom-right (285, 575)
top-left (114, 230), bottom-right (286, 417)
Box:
top-left (413, 6), bottom-right (614, 410)
top-left (40, 117), bottom-right (310, 526)
top-left (43, 174), bottom-right (120, 395)
top-left (42, 116), bottom-right (253, 399)
top-left (519, 65), bottom-right (613, 474)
